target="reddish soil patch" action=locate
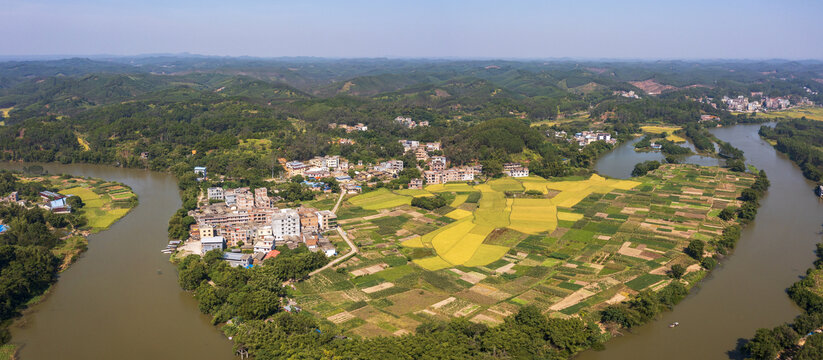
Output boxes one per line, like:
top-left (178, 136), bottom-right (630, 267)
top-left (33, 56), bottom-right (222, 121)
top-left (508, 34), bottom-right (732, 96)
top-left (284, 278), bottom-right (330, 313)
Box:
top-left (629, 79), bottom-right (676, 95)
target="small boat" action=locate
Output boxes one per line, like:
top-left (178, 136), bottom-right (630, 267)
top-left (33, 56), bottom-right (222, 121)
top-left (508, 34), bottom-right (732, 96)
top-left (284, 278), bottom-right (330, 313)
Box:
top-left (669, 322), bottom-right (680, 328)
top-left (160, 249), bottom-right (174, 254)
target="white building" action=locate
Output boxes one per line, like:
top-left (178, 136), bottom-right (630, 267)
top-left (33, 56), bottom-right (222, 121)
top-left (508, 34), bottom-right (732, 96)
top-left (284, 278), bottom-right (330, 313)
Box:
top-left (316, 210), bottom-right (338, 230)
top-left (207, 187), bottom-right (224, 200)
top-left (271, 209), bottom-right (301, 240)
top-left (201, 236), bottom-right (225, 255)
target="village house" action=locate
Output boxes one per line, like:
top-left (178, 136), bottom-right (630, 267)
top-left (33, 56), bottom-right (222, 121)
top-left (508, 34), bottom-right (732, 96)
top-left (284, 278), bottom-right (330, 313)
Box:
top-left (207, 187), bottom-right (224, 201)
top-left (429, 156), bottom-right (447, 171)
top-left (316, 210), bottom-right (337, 230)
top-left (222, 252), bottom-right (253, 268)
top-left (201, 236), bottom-right (225, 254)
top-left (408, 178), bottom-right (423, 189)
top-left (271, 209), bottom-right (301, 240)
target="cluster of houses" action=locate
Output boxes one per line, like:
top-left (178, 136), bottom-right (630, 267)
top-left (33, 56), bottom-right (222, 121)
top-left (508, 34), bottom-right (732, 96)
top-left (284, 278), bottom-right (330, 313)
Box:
top-left (722, 94), bottom-right (809, 112)
top-left (192, 186), bottom-right (339, 267)
top-left (502, 163), bottom-right (529, 178)
top-left (395, 116), bottom-right (430, 129)
top-left (285, 155), bottom-right (349, 179)
top-left (399, 140), bottom-right (442, 162)
top-left (572, 131), bottom-right (617, 147)
top-left (614, 90), bottom-right (641, 99)
top-left (39, 191), bottom-right (72, 214)
top-left (328, 123), bottom-right (368, 133)
top-left (0, 190), bottom-right (75, 214)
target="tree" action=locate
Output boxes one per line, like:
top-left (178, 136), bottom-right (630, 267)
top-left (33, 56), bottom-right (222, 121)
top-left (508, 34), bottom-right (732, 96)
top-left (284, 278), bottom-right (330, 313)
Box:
top-left (743, 328), bottom-right (780, 360)
top-left (669, 264), bottom-right (686, 279)
top-left (481, 159), bottom-right (502, 177)
top-left (685, 239), bottom-right (705, 260)
top-left (718, 206), bottom-right (737, 221)
top-left (67, 195), bottom-right (84, 209)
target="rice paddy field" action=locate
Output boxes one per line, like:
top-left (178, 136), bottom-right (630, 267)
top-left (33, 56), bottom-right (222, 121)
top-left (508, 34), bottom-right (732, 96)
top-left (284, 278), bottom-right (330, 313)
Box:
top-left (295, 165), bottom-right (755, 338)
top-left (640, 125), bottom-right (683, 134)
top-left (51, 177), bottom-right (136, 232)
top-left (754, 106), bottom-right (823, 121)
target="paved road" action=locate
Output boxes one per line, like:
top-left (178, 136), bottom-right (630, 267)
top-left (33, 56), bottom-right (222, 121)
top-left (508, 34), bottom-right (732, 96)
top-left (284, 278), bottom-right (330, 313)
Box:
top-left (310, 191), bottom-right (357, 276)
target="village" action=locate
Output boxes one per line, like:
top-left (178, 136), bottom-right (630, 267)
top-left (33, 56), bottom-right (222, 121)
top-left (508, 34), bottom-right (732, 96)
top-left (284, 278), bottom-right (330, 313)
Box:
top-left (182, 116), bottom-right (537, 269)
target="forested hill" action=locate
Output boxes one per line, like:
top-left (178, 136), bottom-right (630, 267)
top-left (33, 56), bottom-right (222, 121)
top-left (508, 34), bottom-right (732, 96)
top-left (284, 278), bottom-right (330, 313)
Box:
top-left (1, 57), bottom-right (822, 184)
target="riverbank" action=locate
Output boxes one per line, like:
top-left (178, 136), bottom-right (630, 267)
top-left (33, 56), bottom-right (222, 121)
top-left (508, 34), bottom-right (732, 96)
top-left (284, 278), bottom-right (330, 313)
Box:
top-left (0, 162), bottom-right (234, 360)
top-left (579, 123), bottom-right (823, 360)
top-left (0, 171), bottom-right (138, 358)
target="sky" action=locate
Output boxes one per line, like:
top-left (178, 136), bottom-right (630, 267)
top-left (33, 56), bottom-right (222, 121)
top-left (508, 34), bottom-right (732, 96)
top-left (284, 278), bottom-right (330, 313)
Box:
top-left (2, 0), bottom-right (822, 59)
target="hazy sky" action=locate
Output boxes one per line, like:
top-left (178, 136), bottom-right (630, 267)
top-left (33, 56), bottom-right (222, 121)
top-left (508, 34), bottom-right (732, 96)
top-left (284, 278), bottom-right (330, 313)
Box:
top-left (2, 0), bottom-right (822, 59)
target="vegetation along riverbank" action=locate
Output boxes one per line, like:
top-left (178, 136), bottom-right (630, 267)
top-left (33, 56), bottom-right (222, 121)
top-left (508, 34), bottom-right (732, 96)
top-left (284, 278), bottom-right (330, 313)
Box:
top-left (0, 169), bottom-right (136, 358)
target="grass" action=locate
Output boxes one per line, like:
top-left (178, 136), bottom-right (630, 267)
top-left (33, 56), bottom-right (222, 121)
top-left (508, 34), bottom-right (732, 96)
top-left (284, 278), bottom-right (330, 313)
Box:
top-left (348, 188), bottom-right (412, 210)
top-left (0, 344), bottom-right (16, 360)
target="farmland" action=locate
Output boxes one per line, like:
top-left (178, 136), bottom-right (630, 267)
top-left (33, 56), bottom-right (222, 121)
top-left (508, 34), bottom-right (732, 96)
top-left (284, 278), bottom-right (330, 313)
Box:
top-left (754, 106), bottom-right (823, 121)
top-left (55, 178), bottom-right (137, 232)
top-left (293, 165), bottom-right (756, 339)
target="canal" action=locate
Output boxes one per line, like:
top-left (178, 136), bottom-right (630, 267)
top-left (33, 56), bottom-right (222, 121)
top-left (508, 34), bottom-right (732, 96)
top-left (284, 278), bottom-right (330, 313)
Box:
top-left (582, 123), bottom-right (823, 359)
top-left (2, 163), bottom-right (233, 359)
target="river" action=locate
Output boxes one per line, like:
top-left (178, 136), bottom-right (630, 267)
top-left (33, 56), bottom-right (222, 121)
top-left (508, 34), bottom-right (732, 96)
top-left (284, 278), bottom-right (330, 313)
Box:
top-left (582, 123), bottom-right (823, 359)
top-left (3, 123), bottom-right (819, 360)
top-left (1, 163), bottom-right (233, 359)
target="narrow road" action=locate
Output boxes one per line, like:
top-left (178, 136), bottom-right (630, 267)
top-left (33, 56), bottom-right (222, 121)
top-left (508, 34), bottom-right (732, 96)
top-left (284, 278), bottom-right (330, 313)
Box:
top-left (309, 191), bottom-right (356, 276)
top-left (309, 227), bottom-right (357, 276)
top-left (331, 189), bottom-right (345, 213)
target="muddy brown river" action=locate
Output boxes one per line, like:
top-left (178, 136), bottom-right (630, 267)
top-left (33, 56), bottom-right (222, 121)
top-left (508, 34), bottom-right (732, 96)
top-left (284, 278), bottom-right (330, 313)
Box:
top-left (2, 163), bottom-right (233, 359)
top-left (583, 123), bottom-right (823, 359)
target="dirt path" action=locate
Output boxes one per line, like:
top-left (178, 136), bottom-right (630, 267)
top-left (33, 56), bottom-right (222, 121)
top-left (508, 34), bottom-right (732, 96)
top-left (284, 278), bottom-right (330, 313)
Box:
top-left (310, 191), bottom-right (357, 276)
top-left (332, 190), bottom-right (345, 213)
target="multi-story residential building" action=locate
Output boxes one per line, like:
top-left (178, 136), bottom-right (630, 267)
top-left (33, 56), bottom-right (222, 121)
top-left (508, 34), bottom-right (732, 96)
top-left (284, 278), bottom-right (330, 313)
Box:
top-left (285, 161), bottom-right (308, 177)
top-left (504, 167), bottom-right (529, 178)
top-left (207, 187), bottom-right (224, 201)
top-left (271, 209), bottom-right (301, 240)
top-left (298, 207), bottom-right (320, 231)
top-left (425, 142), bottom-right (441, 151)
top-left (430, 156), bottom-right (447, 171)
top-left (199, 224), bottom-right (215, 238)
top-left (414, 147), bottom-right (429, 161)
top-left (316, 210), bottom-right (338, 230)
top-left (409, 178), bottom-right (423, 189)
